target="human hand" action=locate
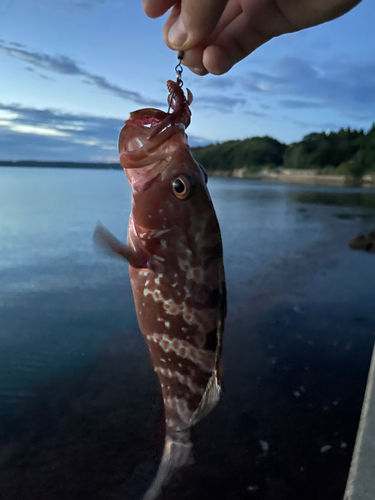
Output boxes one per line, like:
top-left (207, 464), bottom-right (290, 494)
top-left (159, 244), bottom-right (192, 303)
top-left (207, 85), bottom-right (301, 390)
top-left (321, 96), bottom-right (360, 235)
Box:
top-left (143, 0), bottom-right (361, 75)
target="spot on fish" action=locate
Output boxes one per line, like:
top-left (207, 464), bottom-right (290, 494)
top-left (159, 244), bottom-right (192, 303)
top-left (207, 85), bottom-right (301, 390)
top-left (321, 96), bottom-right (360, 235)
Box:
top-left (189, 348), bottom-right (197, 361)
top-left (193, 268), bottom-right (201, 279)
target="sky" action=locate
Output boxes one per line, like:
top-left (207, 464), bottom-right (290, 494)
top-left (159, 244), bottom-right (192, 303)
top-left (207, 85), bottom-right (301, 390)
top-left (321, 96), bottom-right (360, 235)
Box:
top-left (0, 0), bottom-right (374, 162)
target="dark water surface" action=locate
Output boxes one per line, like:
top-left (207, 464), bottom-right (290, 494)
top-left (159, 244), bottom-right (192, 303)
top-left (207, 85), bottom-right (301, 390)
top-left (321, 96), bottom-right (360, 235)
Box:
top-left (1, 168), bottom-right (375, 499)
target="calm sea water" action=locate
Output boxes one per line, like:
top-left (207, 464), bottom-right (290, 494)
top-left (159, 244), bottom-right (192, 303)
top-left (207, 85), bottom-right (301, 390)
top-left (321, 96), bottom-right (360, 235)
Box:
top-left (1, 167), bottom-right (375, 500)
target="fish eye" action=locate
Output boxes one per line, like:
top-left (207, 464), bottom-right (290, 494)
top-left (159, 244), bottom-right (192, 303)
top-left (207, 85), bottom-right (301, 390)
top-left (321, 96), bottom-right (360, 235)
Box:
top-left (172, 175), bottom-right (191, 200)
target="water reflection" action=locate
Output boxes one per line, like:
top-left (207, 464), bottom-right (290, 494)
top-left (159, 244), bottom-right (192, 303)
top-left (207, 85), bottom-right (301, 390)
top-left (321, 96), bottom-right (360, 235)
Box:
top-left (0, 170), bottom-right (375, 499)
top-left (289, 189), bottom-right (375, 209)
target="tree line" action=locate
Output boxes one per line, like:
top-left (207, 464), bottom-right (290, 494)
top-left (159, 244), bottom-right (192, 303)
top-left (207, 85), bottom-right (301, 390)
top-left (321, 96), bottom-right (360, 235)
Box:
top-left (2, 125), bottom-right (374, 178)
top-left (192, 124), bottom-right (375, 178)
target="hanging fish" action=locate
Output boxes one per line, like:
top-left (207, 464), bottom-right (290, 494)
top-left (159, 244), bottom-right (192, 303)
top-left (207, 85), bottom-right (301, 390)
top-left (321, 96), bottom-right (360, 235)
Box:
top-left (94, 77), bottom-right (226, 500)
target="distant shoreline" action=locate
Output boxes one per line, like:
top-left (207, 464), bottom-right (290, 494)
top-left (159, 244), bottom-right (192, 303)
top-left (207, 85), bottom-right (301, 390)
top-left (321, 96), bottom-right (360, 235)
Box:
top-left (0, 161), bottom-right (122, 170)
top-left (2, 162), bottom-right (375, 188)
top-left (210, 168), bottom-right (375, 188)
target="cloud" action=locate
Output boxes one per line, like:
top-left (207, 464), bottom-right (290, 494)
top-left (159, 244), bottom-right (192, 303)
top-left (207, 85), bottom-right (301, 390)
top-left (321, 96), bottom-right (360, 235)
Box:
top-left (0, 40), bottom-right (164, 107)
top-left (75, 0), bottom-right (105, 8)
top-left (0, 103), bottom-right (121, 161)
top-left (279, 99), bottom-right (325, 109)
top-left (8, 41), bottom-right (25, 48)
top-left (244, 110), bottom-right (268, 118)
top-left (240, 57), bottom-right (375, 120)
top-left (0, 102), bottom-right (209, 161)
top-left (199, 75), bottom-right (237, 90)
top-left (194, 57), bottom-right (375, 122)
top-left (193, 94), bottom-right (247, 113)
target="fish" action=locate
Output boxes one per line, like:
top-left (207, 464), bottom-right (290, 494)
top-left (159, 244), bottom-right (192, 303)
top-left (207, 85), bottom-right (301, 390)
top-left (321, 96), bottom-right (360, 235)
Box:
top-left (93, 80), bottom-right (226, 500)
top-left (349, 229), bottom-right (375, 253)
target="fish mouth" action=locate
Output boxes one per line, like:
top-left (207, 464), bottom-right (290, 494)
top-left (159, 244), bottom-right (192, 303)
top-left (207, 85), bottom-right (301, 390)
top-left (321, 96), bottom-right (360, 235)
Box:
top-left (119, 120), bottom-right (184, 192)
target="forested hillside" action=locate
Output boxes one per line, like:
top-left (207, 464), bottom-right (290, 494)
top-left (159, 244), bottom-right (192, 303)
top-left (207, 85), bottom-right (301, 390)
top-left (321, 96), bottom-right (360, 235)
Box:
top-left (192, 136), bottom-right (286, 172)
top-left (2, 125), bottom-right (374, 178)
top-left (192, 125), bottom-right (375, 178)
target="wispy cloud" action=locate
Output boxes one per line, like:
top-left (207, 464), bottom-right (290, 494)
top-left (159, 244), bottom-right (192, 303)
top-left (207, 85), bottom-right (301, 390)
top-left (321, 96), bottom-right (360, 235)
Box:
top-left (279, 99), bottom-right (325, 109)
top-left (200, 75), bottom-right (237, 90)
top-left (197, 57), bottom-right (375, 121)
top-left (0, 103), bottom-right (121, 161)
top-left (0, 40), bottom-right (164, 107)
top-left (241, 57), bottom-right (375, 119)
top-left (76, 0), bottom-right (105, 8)
top-left (0, 102), bottom-right (209, 161)
top-left (193, 94), bottom-right (247, 113)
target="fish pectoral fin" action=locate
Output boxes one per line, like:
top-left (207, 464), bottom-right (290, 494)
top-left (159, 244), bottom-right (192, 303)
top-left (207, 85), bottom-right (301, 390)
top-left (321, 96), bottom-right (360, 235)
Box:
top-left (93, 223), bottom-right (145, 268)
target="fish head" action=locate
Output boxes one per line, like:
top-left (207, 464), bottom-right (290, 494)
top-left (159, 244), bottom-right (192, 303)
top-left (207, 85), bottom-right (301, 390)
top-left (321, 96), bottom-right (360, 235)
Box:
top-left (119, 116), bottom-right (210, 231)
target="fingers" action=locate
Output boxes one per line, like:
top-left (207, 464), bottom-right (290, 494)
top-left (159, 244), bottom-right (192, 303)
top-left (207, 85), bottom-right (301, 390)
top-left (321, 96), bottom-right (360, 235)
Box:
top-left (149, 0), bottom-right (362, 77)
top-left (202, 12), bottom-right (272, 75)
top-left (179, 11), bottom-right (268, 76)
top-left (182, 1), bottom-right (293, 75)
top-left (162, 0), bottom-right (229, 50)
top-left (142, 0), bottom-right (175, 18)
top-left (175, 47), bottom-right (206, 76)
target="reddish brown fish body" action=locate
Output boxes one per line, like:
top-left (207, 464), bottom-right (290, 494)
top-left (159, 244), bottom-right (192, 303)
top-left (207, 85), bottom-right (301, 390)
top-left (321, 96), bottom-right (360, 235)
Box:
top-left (94, 81), bottom-right (225, 499)
top-left (126, 142), bottom-right (225, 438)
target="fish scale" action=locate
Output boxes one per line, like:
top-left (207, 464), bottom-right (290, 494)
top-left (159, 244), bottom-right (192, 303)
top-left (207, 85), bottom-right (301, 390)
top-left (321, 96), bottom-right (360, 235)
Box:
top-left (93, 80), bottom-right (226, 500)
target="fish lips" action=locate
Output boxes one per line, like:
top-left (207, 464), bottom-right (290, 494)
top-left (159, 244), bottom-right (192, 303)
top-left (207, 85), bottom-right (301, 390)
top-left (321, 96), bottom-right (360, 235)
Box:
top-left (119, 123), bottom-right (181, 192)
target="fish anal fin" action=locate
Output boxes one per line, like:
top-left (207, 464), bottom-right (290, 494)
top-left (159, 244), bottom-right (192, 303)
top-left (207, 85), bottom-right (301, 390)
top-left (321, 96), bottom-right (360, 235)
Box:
top-left (192, 371), bottom-right (221, 426)
top-left (93, 223), bottom-right (148, 269)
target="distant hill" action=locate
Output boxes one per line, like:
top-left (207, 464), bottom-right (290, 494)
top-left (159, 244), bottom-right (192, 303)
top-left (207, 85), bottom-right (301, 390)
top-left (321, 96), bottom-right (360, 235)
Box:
top-left (192, 125), bottom-right (375, 178)
top-left (192, 136), bottom-right (286, 173)
top-left (2, 124), bottom-right (375, 178)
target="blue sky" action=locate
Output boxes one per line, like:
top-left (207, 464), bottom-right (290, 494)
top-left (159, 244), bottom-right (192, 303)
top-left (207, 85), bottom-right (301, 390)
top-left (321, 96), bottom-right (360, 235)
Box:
top-left (0, 0), bottom-right (374, 162)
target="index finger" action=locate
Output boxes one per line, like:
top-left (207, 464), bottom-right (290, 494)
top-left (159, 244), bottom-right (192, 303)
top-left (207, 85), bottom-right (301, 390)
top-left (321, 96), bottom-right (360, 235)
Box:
top-left (142, 0), bottom-right (175, 18)
top-left (163, 0), bottom-right (229, 50)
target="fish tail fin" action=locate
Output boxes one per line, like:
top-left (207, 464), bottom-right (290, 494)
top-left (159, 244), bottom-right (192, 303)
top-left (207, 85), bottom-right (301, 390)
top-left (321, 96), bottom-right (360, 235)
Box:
top-left (142, 430), bottom-right (193, 500)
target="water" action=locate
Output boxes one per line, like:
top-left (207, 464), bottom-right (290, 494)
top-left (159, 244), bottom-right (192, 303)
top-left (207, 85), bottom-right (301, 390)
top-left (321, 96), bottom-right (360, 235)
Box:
top-left (1, 167), bottom-right (375, 499)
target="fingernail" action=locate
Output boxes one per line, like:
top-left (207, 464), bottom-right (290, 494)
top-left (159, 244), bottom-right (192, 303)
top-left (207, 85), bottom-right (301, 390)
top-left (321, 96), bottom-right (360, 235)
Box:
top-left (168, 16), bottom-right (187, 48)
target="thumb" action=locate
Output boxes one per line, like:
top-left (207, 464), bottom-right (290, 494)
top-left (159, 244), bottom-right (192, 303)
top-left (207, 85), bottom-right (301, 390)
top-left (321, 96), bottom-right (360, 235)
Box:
top-left (163, 0), bottom-right (229, 50)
